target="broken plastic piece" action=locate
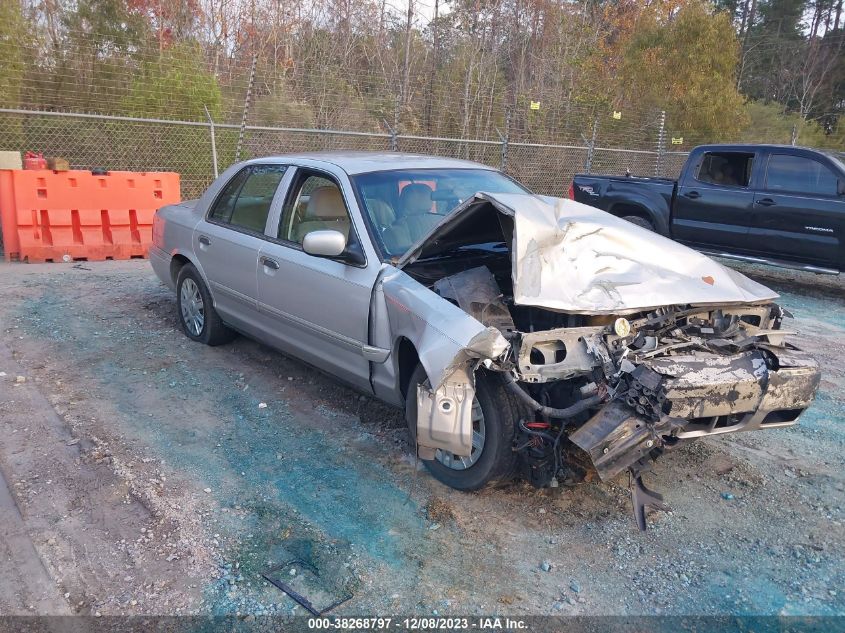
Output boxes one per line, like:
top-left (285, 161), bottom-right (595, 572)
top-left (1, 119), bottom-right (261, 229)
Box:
top-left (630, 472), bottom-right (670, 531)
top-left (416, 370), bottom-right (474, 458)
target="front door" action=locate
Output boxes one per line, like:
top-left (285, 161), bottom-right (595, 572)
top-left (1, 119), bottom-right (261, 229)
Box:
top-left (750, 151), bottom-right (844, 268)
top-left (256, 168), bottom-right (378, 392)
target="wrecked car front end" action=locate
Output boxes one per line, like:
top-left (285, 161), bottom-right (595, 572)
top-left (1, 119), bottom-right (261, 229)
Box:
top-left (381, 192), bottom-right (820, 528)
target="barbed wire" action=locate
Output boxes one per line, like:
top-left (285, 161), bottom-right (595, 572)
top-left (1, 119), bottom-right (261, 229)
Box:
top-left (3, 31), bottom-right (675, 148)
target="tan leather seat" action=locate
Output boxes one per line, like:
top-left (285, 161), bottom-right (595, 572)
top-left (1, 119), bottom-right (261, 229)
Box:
top-left (231, 197), bottom-right (271, 232)
top-left (399, 183), bottom-right (433, 216)
top-left (383, 184), bottom-right (441, 253)
top-left (293, 186), bottom-right (350, 243)
top-left (365, 198), bottom-right (396, 229)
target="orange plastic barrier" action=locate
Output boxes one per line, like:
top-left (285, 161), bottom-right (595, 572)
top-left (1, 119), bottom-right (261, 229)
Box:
top-left (0, 169), bottom-right (180, 263)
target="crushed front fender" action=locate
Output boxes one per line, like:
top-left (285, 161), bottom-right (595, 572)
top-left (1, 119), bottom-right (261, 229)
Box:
top-left (381, 268), bottom-right (509, 457)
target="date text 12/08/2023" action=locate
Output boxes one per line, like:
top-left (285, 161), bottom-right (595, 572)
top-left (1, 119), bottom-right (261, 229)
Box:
top-left (307, 617), bottom-right (529, 630)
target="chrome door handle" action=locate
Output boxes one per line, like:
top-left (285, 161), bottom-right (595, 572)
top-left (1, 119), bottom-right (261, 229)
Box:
top-left (683, 191), bottom-right (700, 199)
top-left (756, 198), bottom-right (776, 207)
top-left (198, 235), bottom-right (211, 246)
top-left (260, 256), bottom-right (279, 270)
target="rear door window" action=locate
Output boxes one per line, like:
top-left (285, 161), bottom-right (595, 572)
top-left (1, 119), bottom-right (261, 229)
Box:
top-left (208, 165), bottom-right (287, 233)
top-left (696, 152), bottom-right (754, 187)
top-left (764, 154), bottom-right (838, 196)
top-left (208, 168), bottom-right (249, 223)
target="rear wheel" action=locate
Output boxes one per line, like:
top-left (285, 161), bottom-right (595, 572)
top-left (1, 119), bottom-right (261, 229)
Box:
top-left (176, 263), bottom-right (235, 346)
top-left (405, 365), bottom-right (521, 490)
top-left (621, 215), bottom-right (655, 231)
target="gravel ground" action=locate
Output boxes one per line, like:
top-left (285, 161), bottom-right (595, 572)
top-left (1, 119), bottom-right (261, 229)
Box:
top-left (0, 259), bottom-right (842, 617)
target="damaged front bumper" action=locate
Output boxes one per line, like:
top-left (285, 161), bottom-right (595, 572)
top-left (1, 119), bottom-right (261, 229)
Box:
top-left (569, 346), bottom-right (821, 482)
top-left (567, 345), bottom-right (819, 530)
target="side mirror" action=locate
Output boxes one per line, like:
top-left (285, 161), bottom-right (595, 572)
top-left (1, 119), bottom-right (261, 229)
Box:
top-left (302, 230), bottom-right (347, 258)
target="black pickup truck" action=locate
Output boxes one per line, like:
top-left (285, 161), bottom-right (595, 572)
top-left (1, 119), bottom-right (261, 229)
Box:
top-left (570, 144), bottom-right (845, 274)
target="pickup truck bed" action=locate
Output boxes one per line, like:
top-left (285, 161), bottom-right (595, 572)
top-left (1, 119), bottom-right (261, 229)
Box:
top-left (571, 144), bottom-right (845, 274)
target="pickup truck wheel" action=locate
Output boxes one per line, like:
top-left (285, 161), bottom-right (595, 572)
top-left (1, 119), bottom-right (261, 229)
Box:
top-left (621, 215), bottom-right (655, 231)
top-left (405, 365), bottom-right (519, 490)
top-left (176, 264), bottom-right (235, 346)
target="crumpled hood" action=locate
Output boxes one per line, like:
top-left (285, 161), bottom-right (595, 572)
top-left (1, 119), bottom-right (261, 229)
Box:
top-left (397, 192), bottom-right (777, 315)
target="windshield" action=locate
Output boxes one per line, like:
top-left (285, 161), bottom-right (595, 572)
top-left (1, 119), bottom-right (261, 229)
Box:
top-left (352, 168), bottom-right (529, 257)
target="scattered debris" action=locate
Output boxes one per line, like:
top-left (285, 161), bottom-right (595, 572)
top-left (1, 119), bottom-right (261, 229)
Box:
top-left (0, 260), bottom-right (842, 617)
top-left (425, 498), bottom-right (455, 524)
top-left (262, 560), bottom-right (353, 616)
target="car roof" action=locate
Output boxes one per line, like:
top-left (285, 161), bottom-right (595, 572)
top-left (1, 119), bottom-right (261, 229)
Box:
top-left (695, 143), bottom-right (833, 153)
top-left (245, 151), bottom-right (495, 175)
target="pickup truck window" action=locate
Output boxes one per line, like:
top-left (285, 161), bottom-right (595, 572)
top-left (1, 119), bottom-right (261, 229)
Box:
top-left (696, 152), bottom-right (754, 187)
top-left (765, 154), bottom-right (838, 196)
top-left (208, 165), bottom-right (287, 233)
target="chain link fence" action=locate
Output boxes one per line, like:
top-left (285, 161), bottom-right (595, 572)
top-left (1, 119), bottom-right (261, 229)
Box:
top-left (0, 108), bottom-right (689, 200)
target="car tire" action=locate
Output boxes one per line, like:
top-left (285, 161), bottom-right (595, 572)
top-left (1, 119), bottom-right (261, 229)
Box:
top-left (621, 215), bottom-right (655, 231)
top-left (405, 364), bottom-right (521, 491)
top-left (176, 263), bottom-right (235, 346)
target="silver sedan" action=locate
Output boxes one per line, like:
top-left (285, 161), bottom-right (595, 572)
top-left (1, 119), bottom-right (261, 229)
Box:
top-left (150, 152), bottom-right (819, 529)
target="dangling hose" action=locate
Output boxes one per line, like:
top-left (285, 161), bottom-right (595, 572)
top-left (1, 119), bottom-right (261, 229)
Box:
top-left (501, 372), bottom-right (603, 419)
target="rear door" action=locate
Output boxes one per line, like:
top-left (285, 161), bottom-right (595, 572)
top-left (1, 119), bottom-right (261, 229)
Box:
top-left (673, 150), bottom-right (757, 250)
top-left (192, 164), bottom-right (288, 332)
top-left (750, 151), bottom-right (844, 268)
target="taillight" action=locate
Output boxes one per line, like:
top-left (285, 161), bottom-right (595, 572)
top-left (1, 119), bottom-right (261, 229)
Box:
top-left (568, 182), bottom-right (575, 200)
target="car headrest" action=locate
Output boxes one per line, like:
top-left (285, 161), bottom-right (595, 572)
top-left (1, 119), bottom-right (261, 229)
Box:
top-left (306, 186), bottom-right (346, 220)
top-left (398, 183), bottom-right (433, 216)
top-left (366, 198), bottom-right (395, 228)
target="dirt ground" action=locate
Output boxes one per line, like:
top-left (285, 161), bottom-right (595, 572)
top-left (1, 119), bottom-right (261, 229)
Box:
top-left (0, 258), bottom-right (843, 617)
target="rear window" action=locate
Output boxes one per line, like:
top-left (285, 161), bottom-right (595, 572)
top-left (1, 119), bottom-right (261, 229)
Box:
top-left (696, 152), bottom-right (754, 187)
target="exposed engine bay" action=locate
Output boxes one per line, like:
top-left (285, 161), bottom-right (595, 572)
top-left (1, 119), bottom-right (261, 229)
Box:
top-left (394, 193), bottom-right (821, 529)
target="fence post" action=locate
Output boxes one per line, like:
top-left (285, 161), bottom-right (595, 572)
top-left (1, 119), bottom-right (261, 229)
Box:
top-left (583, 117), bottom-right (598, 174)
top-left (204, 105), bottom-right (219, 180)
top-left (654, 110), bottom-right (666, 177)
top-left (392, 95), bottom-right (401, 151)
top-left (498, 110), bottom-right (510, 171)
top-left (382, 119), bottom-right (398, 151)
top-left (235, 52), bottom-right (258, 162)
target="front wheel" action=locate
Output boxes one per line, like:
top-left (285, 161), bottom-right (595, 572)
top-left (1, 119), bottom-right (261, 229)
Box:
top-left (405, 365), bottom-right (521, 490)
top-left (176, 263), bottom-right (235, 346)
